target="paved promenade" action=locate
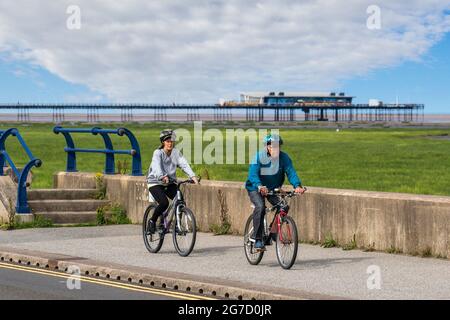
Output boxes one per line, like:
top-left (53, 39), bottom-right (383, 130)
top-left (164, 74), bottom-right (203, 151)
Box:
top-left (0, 225), bottom-right (449, 299)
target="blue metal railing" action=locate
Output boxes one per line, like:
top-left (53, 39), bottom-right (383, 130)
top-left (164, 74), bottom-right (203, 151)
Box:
top-left (53, 126), bottom-right (142, 176)
top-left (0, 128), bottom-right (42, 213)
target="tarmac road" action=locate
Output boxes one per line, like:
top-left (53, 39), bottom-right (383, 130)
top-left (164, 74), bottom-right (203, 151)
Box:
top-left (0, 261), bottom-right (210, 300)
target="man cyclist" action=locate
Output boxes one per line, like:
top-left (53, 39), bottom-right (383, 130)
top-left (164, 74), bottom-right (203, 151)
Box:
top-left (146, 129), bottom-right (199, 234)
top-left (245, 133), bottom-right (306, 251)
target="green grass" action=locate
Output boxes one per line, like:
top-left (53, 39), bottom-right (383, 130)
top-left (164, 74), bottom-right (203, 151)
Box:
top-left (1, 122), bottom-right (450, 196)
top-left (96, 203), bottom-right (131, 225)
top-left (1, 215), bottom-right (54, 230)
top-left (321, 233), bottom-right (338, 248)
top-left (342, 234), bottom-right (358, 251)
top-left (386, 246), bottom-right (403, 254)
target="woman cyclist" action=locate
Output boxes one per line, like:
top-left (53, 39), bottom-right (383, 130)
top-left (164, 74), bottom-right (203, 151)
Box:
top-left (146, 129), bottom-right (199, 234)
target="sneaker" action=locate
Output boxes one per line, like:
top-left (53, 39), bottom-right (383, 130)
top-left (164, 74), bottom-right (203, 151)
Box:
top-left (157, 222), bottom-right (166, 235)
top-left (146, 220), bottom-right (156, 234)
top-left (254, 240), bottom-right (266, 251)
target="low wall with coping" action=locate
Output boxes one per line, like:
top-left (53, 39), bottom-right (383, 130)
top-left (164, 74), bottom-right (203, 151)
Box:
top-left (0, 176), bottom-right (17, 223)
top-left (54, 172), bottom-right (450, 258)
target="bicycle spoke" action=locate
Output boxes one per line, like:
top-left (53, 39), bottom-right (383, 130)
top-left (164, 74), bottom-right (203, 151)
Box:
top-left (276, 217), bottom-right (298, 269)
top-left (173, 208), bottom-right (196, 256)
top-left (143, 205), bottom-right (165, 253)
top-left (243, 214), bottom-right (264, 265)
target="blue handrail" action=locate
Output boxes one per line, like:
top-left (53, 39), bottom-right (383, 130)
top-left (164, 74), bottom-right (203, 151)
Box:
top-left (53, 126), bottom-right (142, 176)
top-left (0, 128), bottom-right (42, 214)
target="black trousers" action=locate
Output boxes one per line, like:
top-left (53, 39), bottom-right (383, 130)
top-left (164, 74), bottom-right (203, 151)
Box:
top-left (248, 191), bottom-right (280, 241)
top-left (149, 184), bottom-right (177, 223)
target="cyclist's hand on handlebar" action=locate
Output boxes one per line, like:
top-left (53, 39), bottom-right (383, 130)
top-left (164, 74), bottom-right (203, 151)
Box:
top-left (161, 176), bottom-right (169, 184)
top-left (191, 176), bottom-right (200, 185)
top-left (294, 186), bottom-right (307, 195)
top-left (258, 185), bottom-right (269, 196)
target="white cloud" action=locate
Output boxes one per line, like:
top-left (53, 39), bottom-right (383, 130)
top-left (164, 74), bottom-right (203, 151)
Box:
top-left (0, 0), bottom-right (449, 103)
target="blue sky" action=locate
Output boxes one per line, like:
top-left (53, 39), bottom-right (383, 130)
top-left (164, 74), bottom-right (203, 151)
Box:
top-left (0, 60), bottom-right (103, 104)
top-left (0, 1), bottom-right (449, 113)
top-left (341, 32), bottom-right (450, 114)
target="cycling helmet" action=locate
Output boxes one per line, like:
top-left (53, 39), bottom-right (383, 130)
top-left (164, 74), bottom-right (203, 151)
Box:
top-left (263, 133), bottom-right (283, 146)
top-left (160, 129), bottom-right (176, 143)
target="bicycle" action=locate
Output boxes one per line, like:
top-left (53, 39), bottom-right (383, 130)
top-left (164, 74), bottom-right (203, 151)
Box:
top-left (243, 187), bottom-right (306, 269)
top-left (142, 178), bottom-right (200, 257)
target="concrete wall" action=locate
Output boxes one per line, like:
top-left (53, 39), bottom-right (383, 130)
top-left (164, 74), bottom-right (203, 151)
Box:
top-left (0, 176), bottom-right (17, 223)
top-left (54, 172), bottom-right (450, 258)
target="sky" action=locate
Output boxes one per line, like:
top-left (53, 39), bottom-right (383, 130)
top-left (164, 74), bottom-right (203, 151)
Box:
top-left (0, 0), bottom-right (449, 113)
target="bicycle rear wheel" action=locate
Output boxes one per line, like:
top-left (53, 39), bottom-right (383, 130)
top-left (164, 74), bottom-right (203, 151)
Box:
top-left (275, 215), bottom-right (298, 269)
top-left (243, 214), bottom-right (264, 265)
top-left (142, 204), bottom-right (165, 253)
top-left (172, 207), bottom-right (197, 257)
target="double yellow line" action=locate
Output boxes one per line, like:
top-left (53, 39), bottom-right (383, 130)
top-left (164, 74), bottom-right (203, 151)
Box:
top-left (0, 261), bottom-right (216, 300)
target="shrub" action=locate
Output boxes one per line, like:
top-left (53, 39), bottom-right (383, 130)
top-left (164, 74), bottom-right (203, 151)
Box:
top-left (96, 207), bottom-right (107, 225)
top-left (3, 215), bottom-right (54, 230)
top-left (209, 189), bottom-right (231, 235)
top-left (210, 222), bottom-right (231, 235)
top-left (96, 203), bottom-right (130, 225)
top-left (108, 203), bottom-right (131, 225)
top-left (342, 234), bottom-right (357, 251)
top-left (321, 233), bottom-right (338, 248)
top-left (117, 160), bottom-right (129, 175)
top-left (94, 173), bottom-right (107, 200)
top-left (386, 246), bottom-right (402, 254)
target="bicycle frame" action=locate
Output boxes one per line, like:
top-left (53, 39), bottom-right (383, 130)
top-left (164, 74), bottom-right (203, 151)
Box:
top-left (160, 182), bottom-right (188, 233)
top-left (264, 193), bottom-right (294, 243)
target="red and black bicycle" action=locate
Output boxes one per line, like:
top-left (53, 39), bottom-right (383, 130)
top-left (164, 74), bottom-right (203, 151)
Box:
top-left (244, 188), bottom-right (305, 269)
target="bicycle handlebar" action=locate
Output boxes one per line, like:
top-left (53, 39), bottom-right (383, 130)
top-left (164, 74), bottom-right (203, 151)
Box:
top-left (166, 176), bottom-right (202, 185)
top-left (266, 186), bottom-right (307, 197)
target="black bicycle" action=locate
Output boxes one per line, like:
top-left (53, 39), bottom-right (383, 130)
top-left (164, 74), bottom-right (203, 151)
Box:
top-left (143, 178), bottom-right (199, 257)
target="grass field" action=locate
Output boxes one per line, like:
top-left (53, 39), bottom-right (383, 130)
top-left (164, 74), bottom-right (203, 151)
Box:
top-left (1, 122), bottom-right (450, 196)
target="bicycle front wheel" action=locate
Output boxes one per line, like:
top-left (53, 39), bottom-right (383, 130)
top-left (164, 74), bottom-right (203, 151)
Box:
top-left (275, 215), bottom-right (298, 269)
top-left (243, 214), bottom-right (264, 265)
top-left (172, 207), bottom-right (197, 257)
top-left (143, 204), bottom-right (164, 253)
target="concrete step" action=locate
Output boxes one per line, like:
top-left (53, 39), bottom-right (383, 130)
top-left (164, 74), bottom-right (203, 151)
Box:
top-left (34, 211), bottom-right (109, 224)
top-left (28, 189), bottom-right (97, 200)
top-left (28, 199), bottom-right (109, 212)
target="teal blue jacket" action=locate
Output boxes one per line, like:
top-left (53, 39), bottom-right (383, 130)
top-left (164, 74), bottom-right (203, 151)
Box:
top-left (245, 151), bottom-right (302, 192)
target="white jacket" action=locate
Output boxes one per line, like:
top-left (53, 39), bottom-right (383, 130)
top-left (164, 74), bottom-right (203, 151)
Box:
top-left (146, 148), bottom-right (195, 186)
